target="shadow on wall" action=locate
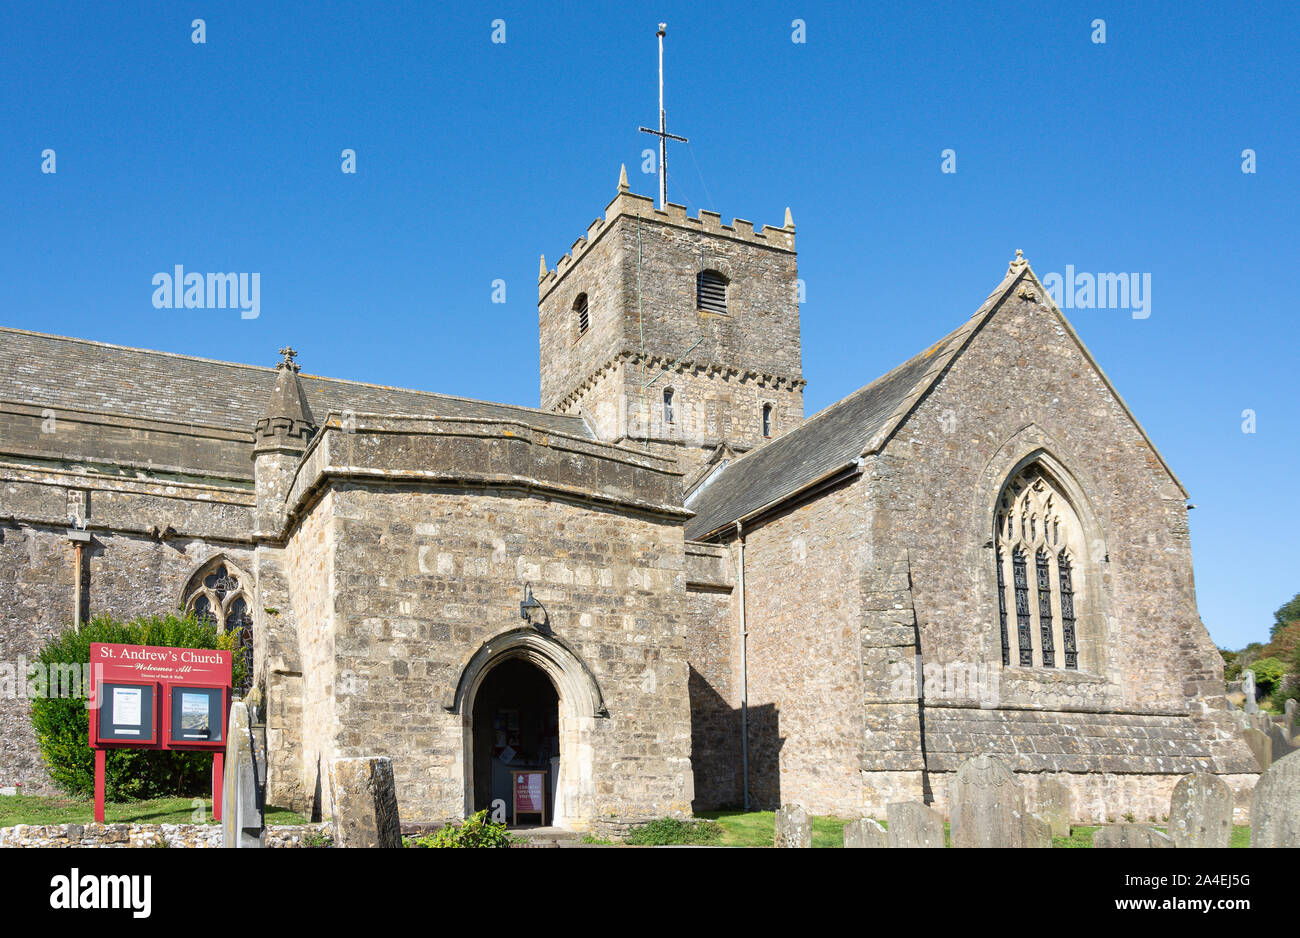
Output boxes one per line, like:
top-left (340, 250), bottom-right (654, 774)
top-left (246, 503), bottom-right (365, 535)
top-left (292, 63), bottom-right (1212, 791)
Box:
top-left (687, 665), bottom-right (783, 811)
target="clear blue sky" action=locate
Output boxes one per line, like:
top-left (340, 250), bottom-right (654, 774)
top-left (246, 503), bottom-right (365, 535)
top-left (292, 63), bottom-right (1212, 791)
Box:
top-left (2, 1), bottom-right (1296, 649)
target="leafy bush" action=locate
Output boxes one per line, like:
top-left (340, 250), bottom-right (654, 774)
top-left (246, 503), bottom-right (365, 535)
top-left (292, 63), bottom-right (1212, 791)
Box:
top-left (624, 817), bottom-right (723, 846)
top-left (1250, 656), bottom-right (1288, 696)
top-left (29, 613), bottom-right (245, 800)
top-left (407, 810), bottom-right (516, 848)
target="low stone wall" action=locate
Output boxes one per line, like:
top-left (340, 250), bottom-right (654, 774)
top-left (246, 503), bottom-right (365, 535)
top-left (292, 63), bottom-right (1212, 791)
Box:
top-left (0, 822), bottom-right (330, 848)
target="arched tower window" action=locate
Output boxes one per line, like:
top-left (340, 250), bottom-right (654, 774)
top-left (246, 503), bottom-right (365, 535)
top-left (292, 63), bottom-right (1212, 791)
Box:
top-left (762, 403), bottom-right (773, 438)
top-left (696, 270), bottom-right (728, 314)
top-left (574, 293), bottom-right (589, 336)
top-left (994, 464), bottom-right (1084, 670)
top-left (663, 387), bottom-right (675, 423)
top-left (182, 559), bottom-right (254, 695)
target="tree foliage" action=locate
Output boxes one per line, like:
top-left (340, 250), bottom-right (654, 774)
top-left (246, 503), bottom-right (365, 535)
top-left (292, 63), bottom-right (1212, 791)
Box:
top-left (28, 613), bottom-right (245, 800)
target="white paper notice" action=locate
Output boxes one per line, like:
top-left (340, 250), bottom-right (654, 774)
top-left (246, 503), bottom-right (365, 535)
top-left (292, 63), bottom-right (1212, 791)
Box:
top-left (113, 687), bottom-right (142, 728)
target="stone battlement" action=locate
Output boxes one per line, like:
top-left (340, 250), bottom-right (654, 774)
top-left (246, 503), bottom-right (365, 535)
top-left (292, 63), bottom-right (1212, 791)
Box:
top-left (539, 183), bottom-right (796, 301)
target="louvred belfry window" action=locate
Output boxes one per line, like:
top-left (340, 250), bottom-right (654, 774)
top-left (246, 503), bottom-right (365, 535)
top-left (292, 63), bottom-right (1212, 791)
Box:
top-left (574, 293), bottom-right (590, 336)
top-left (696, 270), bottom-right (728, 314)
top-left (994, 464), bottom-right (1086, 670)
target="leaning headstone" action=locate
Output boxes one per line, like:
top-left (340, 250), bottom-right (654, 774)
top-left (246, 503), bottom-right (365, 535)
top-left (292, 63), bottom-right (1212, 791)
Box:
top-left (1169, 773), bottom-right (1232, 848)
top-left (1251, 749), bottom-right (1300, 847)
top-left (328, 756), bottom-right (402, 848)
top-left (949, 755), bottom-right (1025, 848)
top-left (1023, 812), bottom-right (1052, 848)
top-left (885, 802), bottom-right (945, 848)
top-left (1093, 824), bottom-right (1173, 848)
top-left (774, 804), bottom-right (812, 848)
top-left (1035, 779), bottom-right (1072, 838)
top-left (842, 818), bottom-right (887, 848)
top-left (222, 701), bottom-right (265, 848)
top-left (1242, 670), bottom-right (1258, 714)
top-left (1269, 722), bottom-right (1298, 760)
top-left (1243, 727), bottom-right (1272, 770)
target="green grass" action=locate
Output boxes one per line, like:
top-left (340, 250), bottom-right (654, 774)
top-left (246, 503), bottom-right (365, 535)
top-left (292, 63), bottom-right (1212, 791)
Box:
top-left (0, 794), bottom-right (306, 827)
top-left (1052, 825), bottom-right (1251, 848)
top-left (698, 810), bottom-right (851, 847)
top-left (698, 811), bottom-right (1251, 848)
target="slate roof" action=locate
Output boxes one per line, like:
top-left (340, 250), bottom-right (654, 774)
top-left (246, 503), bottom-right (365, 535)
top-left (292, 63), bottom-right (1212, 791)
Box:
top-left (684, 269), bottom-right (1021, 540)
top-left (0, 327), bottom-right (593, 438)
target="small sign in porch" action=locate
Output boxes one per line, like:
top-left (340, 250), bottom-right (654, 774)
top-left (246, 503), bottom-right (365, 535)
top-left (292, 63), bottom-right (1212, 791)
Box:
top-left (511, 769), bottom-right (547, 826)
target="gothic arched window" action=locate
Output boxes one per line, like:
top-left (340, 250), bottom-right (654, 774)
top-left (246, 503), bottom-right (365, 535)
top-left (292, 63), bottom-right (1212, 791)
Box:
top-left (574, 293), bottom-right (590, 336)
top-left (696, 270), bottom-right (728, 314)
top-left (762, 403), bottom-right (773, 438)
top-left (994, 465), bottom-right (1083, 670)
top-left (183, 559), bottom-right (254, 695)
top-left (663, 387), bottom-right (675, 423)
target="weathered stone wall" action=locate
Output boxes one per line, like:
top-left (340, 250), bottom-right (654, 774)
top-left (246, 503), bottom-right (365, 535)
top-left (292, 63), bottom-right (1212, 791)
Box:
top-left (540, 189), bottom-right (804, 479)
top-left (681, 541), bottom-right (739, 809)
top-left (860, 274), bottom-right (1257, 813)
top-left (283, 488), bottom-right (337, 818)
top-left (276, 416), bottom-right (695, 827)
top-left (0, 822), bottom-right (328, 848)
top-left (0, 463), bottom-right (254, 793)
top-left (731, 478), bottom-right (871, 815)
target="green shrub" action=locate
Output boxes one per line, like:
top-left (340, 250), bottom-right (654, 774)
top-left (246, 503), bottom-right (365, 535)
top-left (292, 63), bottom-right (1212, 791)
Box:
top-left (407, 810), bottom-right (516, 848)
top-left (28, 613), bottom-right (245, 800)
top-left (1250, 657), bottom-right (1288, 696)
top-left (624, 817), bottom-right (723, 846)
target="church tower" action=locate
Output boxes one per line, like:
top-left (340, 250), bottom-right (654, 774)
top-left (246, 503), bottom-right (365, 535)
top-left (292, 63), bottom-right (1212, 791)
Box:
top-left (538, 169), bottom-right (804, 482)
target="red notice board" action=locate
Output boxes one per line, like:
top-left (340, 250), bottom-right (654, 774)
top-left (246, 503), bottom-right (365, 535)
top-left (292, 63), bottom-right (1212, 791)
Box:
top-left (88, 643), bottom-right (233, 822)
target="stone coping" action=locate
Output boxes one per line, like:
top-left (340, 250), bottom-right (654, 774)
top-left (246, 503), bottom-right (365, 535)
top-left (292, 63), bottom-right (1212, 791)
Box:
top-left (280, 412), bottom-right (692, 535)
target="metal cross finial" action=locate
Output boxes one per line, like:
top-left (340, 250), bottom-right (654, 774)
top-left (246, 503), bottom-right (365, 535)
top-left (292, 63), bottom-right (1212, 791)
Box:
top-left (638, 23), bottom-right (688, 210)
top-left (278, 346), bottom-right (299, 371)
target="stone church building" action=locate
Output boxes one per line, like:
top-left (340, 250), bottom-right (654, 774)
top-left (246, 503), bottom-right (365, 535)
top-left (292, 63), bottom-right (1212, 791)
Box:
top-left (0, 173), bottom-right (1256, 831)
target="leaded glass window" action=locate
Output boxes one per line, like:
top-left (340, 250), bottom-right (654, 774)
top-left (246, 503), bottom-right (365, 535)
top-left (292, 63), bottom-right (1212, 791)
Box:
top-left (994, 464), bottom-right (1086, 670)
top-left (1012, 548), bottom-right (1033, 667)
top-left (1036, 549), bottom-right (1055, 668)
top-left (183, 560), bottom-right (254, 696)
top-left (1059, 553), bottom-right (1079, 670)
top-left (996, 548), bottom-right (1009, 666)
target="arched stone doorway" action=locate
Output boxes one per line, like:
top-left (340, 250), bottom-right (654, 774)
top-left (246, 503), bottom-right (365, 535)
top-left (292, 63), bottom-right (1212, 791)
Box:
top-left (471, 660), bottom-right (559, 821)
top-left (446, 628), bottom-right (606, 829)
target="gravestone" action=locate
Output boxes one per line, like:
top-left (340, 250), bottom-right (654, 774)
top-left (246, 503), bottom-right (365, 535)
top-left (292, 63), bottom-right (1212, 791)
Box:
top-left (1243, 727), bottom-right (1272, 770)
top-left (842, 818), bottom-right (887, 848)
top-left (221, 701), bottom-right (265, 848)
top-left (1269, 722), bottom-right (1298, 761)
top-left (328, 756), bottom-right (402, 848)
top-left (1242, 670), bottom-right (1258, 714)
top-left (1286, 699), bottom-right (1297, 739)
top-left (774, 804), bottom-right (811, 848)
top-left (1093, 824), bottom-right (1173, 848)
top-left (1169, 773), bottom-right (1231, 848)
top-left (949, 755), bottom-right (1025, 848)
top-left (1035, 778), bottom-right (1072, 838)
top-left (1023, 812), bottom-right (1052, 848)
top-left (1251, 749), bottom-right (1300, 847)
top-left (886, 802), bottom-right (945, 848)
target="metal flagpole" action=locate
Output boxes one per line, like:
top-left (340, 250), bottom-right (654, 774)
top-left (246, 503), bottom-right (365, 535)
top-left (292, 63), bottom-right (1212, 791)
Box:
top-left (639, 23), bottom-right (687, 209)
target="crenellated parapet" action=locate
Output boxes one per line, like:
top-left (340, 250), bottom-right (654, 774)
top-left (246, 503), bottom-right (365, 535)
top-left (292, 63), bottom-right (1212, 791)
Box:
top-left (539, 174), bottom-right (795, 302)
